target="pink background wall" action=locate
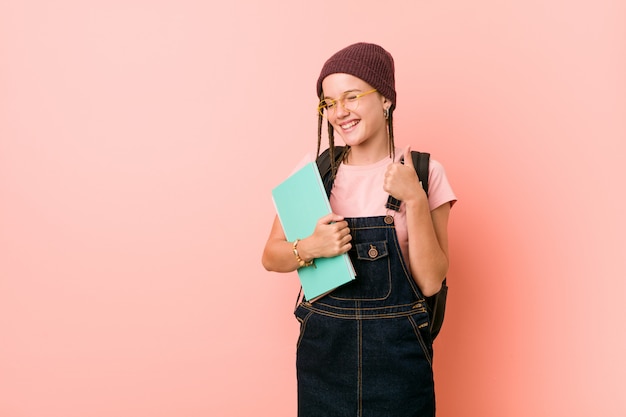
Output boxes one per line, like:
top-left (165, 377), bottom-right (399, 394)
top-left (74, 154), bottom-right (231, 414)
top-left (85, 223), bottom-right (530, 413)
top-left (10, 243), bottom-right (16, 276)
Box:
top-left (1, 1), bottom-right (625, 416)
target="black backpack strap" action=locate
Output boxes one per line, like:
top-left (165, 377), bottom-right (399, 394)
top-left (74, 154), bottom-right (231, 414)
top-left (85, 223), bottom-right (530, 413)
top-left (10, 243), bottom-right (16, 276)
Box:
top-left (414, 151), bottom-right (430, 195)
top-left (386, 151), bottom-right (430, 211)
top-left (316, 146), bottom-right (346, 197)
top-left (319, 147), bottom-right (430, 208)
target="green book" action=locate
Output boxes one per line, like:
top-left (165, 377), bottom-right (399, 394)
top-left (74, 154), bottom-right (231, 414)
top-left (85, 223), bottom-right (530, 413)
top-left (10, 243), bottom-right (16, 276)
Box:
top-left (272, 161), bottom-right (356, 302)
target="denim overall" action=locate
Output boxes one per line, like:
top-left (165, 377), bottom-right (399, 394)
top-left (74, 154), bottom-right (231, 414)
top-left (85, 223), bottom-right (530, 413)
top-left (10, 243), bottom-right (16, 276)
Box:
top-left (294, 214), bottom-right (435, 417)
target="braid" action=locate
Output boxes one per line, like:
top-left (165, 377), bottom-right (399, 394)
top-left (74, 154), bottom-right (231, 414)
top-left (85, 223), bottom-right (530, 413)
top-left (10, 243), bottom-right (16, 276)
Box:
top-left (317, 112), bottom-right (323, 159)
top-left (328, 121), bottom-right (337, 179)
top-left (318, 90), bottom-right (343, 180)
top-left (387, 108), bottom-right (395, 160)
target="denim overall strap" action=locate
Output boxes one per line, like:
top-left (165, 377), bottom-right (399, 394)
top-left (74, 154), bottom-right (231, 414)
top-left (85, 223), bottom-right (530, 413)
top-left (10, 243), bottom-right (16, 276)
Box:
top-left (294, 215), bottom-right (435, 417)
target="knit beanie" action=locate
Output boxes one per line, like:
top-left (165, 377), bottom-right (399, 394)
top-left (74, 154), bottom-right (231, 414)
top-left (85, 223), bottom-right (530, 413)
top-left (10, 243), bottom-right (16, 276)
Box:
top-left (317, 42), bottom-right (396, 108)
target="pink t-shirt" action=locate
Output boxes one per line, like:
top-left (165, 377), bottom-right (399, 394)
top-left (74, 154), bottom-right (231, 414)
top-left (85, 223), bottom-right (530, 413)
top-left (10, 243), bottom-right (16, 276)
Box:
top-left (329, 149), bottom-right (456, 263)
top-left (295, 148), bottom-right (457, 263)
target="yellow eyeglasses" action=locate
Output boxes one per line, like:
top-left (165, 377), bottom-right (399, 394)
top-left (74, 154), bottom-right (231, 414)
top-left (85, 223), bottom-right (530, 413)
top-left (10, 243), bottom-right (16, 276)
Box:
top-left (317, 89), bottom-right (378, 117)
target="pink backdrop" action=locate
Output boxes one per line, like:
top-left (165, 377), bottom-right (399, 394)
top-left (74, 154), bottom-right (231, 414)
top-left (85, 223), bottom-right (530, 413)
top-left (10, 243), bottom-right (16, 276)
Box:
top-left (1, 1), bottom-right (625, 416)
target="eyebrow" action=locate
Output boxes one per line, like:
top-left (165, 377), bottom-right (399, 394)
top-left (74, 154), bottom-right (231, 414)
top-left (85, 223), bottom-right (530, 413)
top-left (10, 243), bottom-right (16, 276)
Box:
top-left (323, 89), bottom-right (362, 100)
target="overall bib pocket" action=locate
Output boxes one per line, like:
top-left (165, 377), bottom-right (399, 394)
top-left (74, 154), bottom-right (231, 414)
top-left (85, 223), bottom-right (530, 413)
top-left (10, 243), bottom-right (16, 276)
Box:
top-left (330, 240), bottom-right (392, 301)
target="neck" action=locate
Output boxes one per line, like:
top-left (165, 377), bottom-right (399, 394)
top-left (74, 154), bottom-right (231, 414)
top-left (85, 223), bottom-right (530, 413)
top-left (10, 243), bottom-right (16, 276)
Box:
top-left (344, 142), bottom-right (391, 165)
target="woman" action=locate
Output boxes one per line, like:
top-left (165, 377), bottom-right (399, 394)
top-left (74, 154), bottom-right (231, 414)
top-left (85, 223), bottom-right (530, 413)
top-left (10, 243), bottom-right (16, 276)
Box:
top-left (262, 43), bottom-right (456, 417)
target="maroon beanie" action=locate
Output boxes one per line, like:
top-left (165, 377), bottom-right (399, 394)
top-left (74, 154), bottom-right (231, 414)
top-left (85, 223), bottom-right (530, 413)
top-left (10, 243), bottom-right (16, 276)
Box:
top-left (317, 42), bottom-right (396, 108)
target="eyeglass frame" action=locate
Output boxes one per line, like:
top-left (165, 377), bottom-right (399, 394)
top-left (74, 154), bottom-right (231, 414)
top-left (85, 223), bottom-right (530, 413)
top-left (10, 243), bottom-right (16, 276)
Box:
top-left (317, 89), bottom-right (378, 117)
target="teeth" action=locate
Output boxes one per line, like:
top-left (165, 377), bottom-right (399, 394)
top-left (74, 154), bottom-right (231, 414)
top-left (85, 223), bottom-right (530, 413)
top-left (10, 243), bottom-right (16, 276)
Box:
top-left (341, 120), bottom-right (359, 130)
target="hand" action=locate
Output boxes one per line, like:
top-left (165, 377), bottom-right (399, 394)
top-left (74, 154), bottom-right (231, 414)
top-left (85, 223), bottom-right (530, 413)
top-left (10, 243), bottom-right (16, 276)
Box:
top-left (383, 147), bottom-right (425, 204)
top-left (300, 213), bottom-right (352, 259)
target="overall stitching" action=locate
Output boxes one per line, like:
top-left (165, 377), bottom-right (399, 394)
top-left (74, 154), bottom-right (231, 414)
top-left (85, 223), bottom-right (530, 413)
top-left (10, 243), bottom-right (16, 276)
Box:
top-left (295, 215), bottom-right (435, 417)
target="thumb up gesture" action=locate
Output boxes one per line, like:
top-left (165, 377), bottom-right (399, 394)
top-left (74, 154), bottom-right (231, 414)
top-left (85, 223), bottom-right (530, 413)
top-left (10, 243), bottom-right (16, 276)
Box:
top-left (383, 147), bottom-right (425, 204)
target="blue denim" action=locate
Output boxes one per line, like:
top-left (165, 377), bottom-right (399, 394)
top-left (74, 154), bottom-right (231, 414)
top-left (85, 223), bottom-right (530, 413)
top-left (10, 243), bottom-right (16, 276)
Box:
top-left (295, 215), bottom-right (435, 417)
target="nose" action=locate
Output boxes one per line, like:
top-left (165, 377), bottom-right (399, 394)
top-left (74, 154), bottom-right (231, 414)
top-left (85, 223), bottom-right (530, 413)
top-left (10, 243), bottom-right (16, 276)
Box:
top-left (334, 100), bottom-right (349, 118)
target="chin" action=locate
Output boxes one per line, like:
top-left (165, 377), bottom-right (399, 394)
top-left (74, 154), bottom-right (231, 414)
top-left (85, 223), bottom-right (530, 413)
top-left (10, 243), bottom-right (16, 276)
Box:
top-left (337, 133), bottom-right (364, 147)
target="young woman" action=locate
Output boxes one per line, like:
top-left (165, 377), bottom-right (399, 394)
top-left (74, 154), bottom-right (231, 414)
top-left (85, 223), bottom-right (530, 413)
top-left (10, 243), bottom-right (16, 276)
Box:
top-left (262, 43), bottom-right (456, 417)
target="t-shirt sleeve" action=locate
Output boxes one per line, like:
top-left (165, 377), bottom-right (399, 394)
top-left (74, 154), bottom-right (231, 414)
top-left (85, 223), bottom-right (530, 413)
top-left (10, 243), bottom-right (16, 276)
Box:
top-left (427, 159), bottom-right (457, 211)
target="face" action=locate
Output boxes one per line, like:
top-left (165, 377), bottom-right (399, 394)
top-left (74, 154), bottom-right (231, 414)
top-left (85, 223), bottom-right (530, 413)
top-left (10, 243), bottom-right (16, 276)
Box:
top-left (321, 73), bottom-right (391, 152)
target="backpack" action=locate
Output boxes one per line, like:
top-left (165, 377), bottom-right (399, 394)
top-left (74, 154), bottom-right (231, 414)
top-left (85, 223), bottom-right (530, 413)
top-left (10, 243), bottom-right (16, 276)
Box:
top-left (316, 146), bottom-right (448, 340)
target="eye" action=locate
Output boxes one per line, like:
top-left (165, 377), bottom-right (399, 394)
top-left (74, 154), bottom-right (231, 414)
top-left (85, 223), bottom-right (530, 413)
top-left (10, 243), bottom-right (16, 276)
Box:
top-left (324, 99), bottom-right (337, 109)
top-left (344, 94), bottom-right (359, 103)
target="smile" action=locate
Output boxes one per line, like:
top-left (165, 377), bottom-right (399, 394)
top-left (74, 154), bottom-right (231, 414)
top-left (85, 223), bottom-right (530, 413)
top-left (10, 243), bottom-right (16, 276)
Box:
top-left (340, 120), bottom-right (359, 130)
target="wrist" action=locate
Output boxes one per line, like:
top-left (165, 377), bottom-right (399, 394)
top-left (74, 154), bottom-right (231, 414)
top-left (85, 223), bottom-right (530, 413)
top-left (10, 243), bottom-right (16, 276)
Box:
top-left (293, 239), bottom-right (315, 268)
top-left (404, 194), bottom-right (429, 211)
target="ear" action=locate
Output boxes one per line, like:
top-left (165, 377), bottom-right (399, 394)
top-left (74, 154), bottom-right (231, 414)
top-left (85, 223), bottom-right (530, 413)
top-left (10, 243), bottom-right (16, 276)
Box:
top-left (382, 96), bottom-right (392, 111)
